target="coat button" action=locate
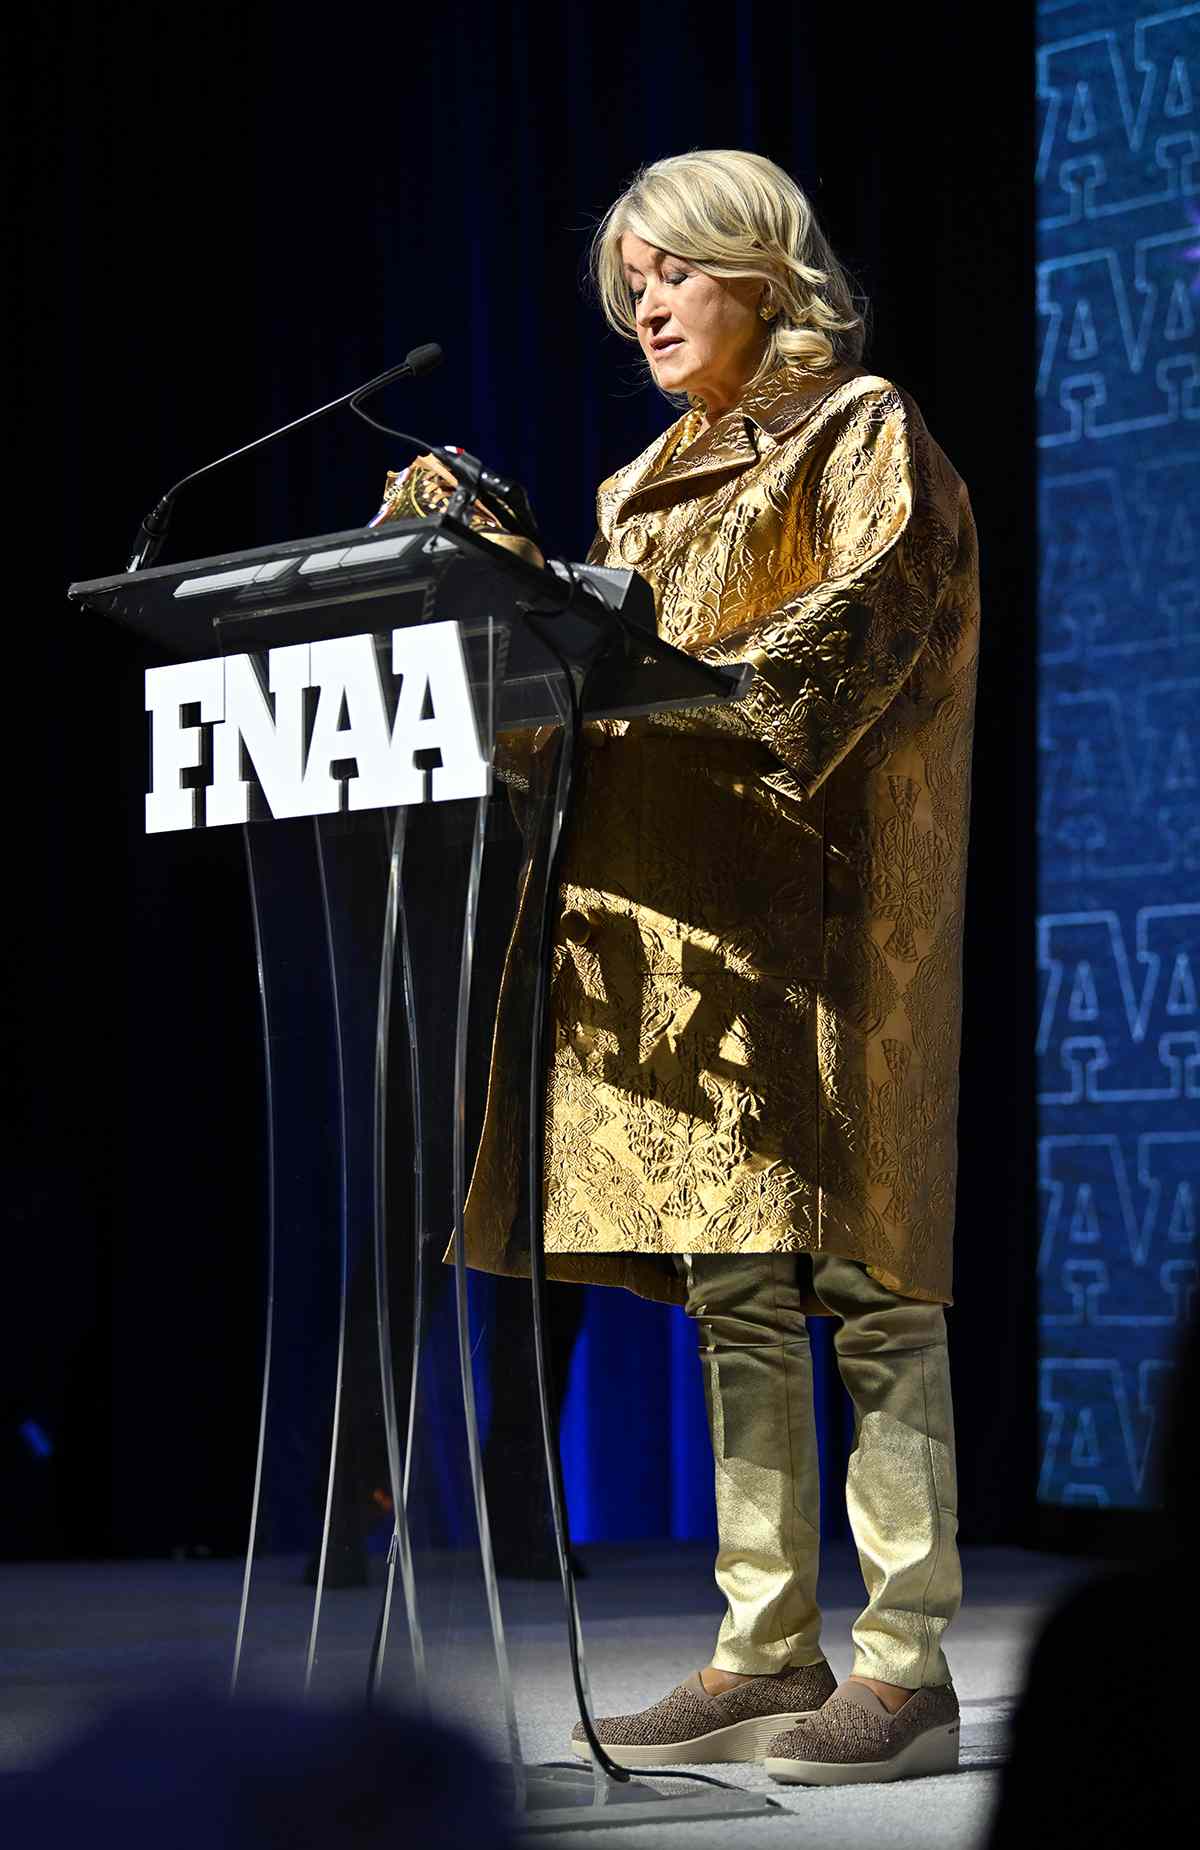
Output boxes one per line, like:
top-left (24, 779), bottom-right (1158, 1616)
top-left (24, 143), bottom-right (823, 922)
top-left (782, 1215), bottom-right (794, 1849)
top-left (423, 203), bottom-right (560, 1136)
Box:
top-left (560, 908), bottom-right (592, 945)
top-left (618, 526), bottom-right (650, 564)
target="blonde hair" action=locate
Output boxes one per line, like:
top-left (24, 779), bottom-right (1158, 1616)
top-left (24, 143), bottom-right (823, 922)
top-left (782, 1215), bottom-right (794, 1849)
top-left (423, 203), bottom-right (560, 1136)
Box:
top-left (590, 149), bottom-right (868, 403)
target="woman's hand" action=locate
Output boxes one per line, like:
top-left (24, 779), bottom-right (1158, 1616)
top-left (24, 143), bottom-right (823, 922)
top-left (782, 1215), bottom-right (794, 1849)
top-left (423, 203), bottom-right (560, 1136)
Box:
top-left (369, 451), bottom-right (468, 526)
top-left (369, 451), bottom-right (544, 565)
top-left (408, 451), bottom-right (461, 494)
top-left (370, 449), bottom-right (501, 527)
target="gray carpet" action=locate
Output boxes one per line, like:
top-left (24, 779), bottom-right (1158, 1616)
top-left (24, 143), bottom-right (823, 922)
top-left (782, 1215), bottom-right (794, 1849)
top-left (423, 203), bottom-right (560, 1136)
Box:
top-left (0, 1542), bottom-right (1092, 1846)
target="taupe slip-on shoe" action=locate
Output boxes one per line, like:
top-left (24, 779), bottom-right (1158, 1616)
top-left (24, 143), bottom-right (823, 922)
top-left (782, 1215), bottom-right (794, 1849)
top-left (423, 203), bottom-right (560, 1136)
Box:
top-left (569, 1661), bottom-right (837, 1767)
top-left (765, 1678), bottom-right (960, 1785)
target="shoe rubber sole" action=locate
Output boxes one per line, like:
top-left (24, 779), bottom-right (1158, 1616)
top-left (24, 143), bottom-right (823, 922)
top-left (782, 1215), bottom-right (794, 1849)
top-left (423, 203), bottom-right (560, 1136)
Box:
top-left (765, 1719), bottom-right (960, 1785)
top-left (570, 1709), bottom-right (822, 1767)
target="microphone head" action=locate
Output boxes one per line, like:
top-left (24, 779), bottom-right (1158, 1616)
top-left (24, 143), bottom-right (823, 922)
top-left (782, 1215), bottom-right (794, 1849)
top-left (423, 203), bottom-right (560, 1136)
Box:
top-left (404, 343), bottom-right (443, 379)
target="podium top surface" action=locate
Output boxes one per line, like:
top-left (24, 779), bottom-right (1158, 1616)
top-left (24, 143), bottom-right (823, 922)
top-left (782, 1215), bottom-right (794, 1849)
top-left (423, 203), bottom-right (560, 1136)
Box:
top-left (69, 516), bottom-right (755, 726)
top-left (69, 517), bottom-right (432, 604)
top-left (70, 517), bottom-right (501, 657)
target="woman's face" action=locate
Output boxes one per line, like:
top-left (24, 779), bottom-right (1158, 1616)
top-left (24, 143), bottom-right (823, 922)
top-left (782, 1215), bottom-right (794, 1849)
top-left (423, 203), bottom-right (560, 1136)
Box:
top-left (619, 232), bottom-right (768, 421)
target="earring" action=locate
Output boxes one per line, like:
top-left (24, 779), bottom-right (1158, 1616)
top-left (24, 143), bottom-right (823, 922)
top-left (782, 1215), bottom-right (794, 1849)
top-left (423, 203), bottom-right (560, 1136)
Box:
top-left (759, 293), bottom-right (777, 322)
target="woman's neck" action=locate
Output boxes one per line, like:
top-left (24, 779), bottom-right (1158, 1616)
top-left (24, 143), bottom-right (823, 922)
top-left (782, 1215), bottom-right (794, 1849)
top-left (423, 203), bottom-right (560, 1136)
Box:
top-left (694, 359), bottom-right (773, 430)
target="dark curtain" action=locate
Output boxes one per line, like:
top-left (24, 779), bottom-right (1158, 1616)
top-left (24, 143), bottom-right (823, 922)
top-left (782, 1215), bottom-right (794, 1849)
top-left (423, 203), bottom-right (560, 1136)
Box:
top-left (1, 1), bottom-right (1036, 1558)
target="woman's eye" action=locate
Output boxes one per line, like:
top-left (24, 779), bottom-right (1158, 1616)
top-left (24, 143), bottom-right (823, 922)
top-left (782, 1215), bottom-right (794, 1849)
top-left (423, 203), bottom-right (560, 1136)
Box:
top-left (629, 272), bottom-right (688, 304)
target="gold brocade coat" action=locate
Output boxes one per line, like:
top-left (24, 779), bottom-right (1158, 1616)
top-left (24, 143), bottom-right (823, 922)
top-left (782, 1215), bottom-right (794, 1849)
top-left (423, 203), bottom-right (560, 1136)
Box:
top-left (459, 361), bottom-right (980, 1312)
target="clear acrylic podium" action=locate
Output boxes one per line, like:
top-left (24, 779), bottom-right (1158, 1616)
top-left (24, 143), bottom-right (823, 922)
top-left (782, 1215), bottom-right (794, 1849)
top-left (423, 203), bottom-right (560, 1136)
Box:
top-left (68, 510), bottom-right (780, 1830)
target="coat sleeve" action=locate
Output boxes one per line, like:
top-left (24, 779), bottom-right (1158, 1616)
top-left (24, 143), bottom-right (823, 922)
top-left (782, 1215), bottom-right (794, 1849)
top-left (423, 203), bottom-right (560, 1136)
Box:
top-left (642, 387), bottom-right (962, 799)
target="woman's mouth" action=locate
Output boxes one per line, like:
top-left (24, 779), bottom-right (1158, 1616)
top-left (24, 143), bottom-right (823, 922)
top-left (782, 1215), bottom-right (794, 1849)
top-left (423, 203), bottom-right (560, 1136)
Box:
top-left (650, 337), bottom-right (684, 358)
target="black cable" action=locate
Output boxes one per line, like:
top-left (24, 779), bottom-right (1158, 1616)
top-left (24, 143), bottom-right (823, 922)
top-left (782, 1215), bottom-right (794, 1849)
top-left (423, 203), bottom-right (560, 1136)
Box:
top-left (537, 1759), bottom-right (773, 1796)
top-left (520, 592), bottom-right (758, 1806)
top-left (365, 1555), bottom-right (391, 1704)
top-left (517, 636), bottom-right (758, 1810)
top-left (519, 610), bottom-right (631, 1786)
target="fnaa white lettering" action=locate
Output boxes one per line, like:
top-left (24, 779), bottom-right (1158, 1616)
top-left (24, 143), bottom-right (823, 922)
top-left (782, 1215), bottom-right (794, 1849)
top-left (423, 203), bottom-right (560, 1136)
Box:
top-left (144, 621), bottom-right (491, 833)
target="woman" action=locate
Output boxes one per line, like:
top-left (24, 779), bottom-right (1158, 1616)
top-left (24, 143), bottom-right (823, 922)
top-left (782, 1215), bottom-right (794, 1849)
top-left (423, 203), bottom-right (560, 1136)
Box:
top-left (380, 149), bottom-right (979, 1786)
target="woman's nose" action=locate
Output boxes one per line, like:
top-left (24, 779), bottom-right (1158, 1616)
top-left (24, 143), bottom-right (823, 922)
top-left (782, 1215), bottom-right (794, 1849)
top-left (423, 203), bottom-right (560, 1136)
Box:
top-left (636, 282), bottom-right (668, 329)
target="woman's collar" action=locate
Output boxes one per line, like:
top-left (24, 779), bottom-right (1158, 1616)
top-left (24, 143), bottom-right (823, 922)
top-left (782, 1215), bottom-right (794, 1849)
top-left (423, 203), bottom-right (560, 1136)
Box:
top-left (720, 358), bottom-right (859, 440)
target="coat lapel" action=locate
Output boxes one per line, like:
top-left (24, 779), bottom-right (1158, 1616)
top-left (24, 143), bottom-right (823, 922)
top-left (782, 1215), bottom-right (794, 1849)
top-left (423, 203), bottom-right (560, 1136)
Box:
top-left (605, 362), bottom-right (860, 527)
top-left (611, 410), bottom-right (761, 524)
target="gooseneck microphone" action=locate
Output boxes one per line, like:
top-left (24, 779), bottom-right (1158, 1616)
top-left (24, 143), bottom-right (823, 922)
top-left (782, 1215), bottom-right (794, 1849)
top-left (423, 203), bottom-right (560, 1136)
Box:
top-left (125, 342), bottom-right (443, 572)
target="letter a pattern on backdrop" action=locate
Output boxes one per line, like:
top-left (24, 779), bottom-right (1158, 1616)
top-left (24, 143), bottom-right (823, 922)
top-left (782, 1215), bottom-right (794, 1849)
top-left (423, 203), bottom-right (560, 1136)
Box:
top-left (1036, 0), bottom-right (1200, 1507)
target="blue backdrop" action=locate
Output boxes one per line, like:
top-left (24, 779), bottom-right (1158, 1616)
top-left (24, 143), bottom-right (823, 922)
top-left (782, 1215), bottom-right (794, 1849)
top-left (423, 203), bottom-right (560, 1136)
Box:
top-left (1035, 0), bottom-right (1200, 1508)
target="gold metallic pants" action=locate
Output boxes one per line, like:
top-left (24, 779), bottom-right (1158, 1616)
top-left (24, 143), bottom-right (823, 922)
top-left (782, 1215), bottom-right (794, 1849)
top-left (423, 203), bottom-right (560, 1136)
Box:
top-left (680, 1252), bottom-right (961, 1689)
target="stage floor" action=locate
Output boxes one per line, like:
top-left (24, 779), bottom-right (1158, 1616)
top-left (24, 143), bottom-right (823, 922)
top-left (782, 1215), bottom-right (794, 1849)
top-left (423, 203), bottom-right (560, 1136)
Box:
top-left (0, 1541), bottom-right (1091, 1846)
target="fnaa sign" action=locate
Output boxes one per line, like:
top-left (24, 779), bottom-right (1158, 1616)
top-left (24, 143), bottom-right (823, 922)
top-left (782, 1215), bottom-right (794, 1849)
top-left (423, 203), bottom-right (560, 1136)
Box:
top-left (145, 620), bottom-right (491, 833)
